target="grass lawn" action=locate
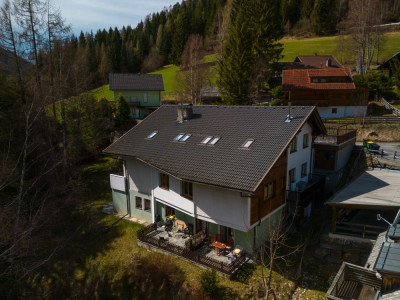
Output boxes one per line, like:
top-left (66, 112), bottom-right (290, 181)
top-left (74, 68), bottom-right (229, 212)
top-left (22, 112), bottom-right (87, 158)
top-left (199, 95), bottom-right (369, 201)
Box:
top-left (24, 156), bottom-right (329, 299)
top-left (150, 64), bottom-right (179, 98)
top-left (280, 31), bottom-right (400, 63)
top-left (89, 84), bottom-right (115, 102)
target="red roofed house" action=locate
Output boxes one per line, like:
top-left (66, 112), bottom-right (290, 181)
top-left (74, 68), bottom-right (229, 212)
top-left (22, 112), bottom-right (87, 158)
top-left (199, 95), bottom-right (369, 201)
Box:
top-left (282, 68), bottom-right (367, 119)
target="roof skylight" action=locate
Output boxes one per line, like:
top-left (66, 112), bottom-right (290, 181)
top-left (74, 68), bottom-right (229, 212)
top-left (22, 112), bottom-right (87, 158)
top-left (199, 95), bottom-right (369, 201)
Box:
top-left (147, 131), bottom-right (158, 139)
top-left (201, 136), bottom-right (221, 145)
top-left (173, 133), bottom-right (191, 142)
top-left (241, 139), bottom-right (254, 148)
top-left (174, 133), bottom-right (184, 141)
top-left (201, 136), bottom-right (213, 144)
top-left (180, 134), bottom-right (192, 142)
top-left (209, 137), bottom-right (220, 145)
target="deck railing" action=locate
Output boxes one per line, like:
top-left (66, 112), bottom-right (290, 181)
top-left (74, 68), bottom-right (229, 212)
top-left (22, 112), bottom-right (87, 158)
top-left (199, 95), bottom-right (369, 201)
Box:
top-left (334, 221), bottom-right (386, 239)
top-left (137, 223), bottom-right (246, 275)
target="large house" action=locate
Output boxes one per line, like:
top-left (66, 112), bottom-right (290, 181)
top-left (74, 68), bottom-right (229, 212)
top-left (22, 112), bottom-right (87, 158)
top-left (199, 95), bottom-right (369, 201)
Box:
top-left (282, 68), bottom-right (368, 119)
top-left (103, 104), bottom-right (327, 254)
top-left (109, 73), bottom-right (164, 119)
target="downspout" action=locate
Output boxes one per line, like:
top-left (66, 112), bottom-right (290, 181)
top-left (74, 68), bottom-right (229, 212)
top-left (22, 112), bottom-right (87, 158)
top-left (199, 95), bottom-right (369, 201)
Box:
top-left (123, 160), bottom-right (131, 217)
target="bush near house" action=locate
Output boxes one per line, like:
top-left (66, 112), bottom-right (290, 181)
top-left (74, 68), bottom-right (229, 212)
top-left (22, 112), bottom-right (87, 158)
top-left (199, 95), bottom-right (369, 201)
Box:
top-left (115, 93), bottom-right (130, 125)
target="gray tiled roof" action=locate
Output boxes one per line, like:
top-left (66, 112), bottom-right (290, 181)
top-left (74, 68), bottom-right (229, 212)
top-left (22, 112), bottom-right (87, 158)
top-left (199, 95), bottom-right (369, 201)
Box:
top-left (103, 105), bottom-right (324, 192)
top-left (109, 73), bottom-right (165, 91)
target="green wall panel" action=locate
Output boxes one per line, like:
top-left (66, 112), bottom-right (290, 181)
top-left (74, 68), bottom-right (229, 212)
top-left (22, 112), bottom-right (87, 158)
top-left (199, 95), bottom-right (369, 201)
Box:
top-left (112, 189), bottom-right (128, 215)
top-left (129, 190), bottom-right (153, 223)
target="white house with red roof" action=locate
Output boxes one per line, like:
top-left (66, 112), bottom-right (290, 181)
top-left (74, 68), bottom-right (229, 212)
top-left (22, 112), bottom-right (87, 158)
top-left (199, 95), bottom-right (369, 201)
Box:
top-left (282, 68), bottom-right (368, 119)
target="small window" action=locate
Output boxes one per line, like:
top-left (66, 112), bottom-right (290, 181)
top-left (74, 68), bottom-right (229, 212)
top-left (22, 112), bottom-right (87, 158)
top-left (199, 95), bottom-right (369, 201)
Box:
top-left (143, 93), bottom-right (148, 102)
top-left (303, 133), bottom-right (309, 148)
top-left (301, 162), bottom-right (307, 178)
top-left (130, 96), bottom-right (137, 102)
top-left (209, 136), bottom-right (220, 145)
top-left (324, 151), bottom-right (334, 161)
top-left (264, 181), bottom-right (275, 200)
top-left (166, 205), bottom-right (175, 217)
top-left (181, 181), bottom-right (193, 199)
top-left (174, 133), bottom-right (185, 141)
top-left (159, 173), bottom-right (169, 190)
top-left (144, 199), bottom-right (151, 212)
top-left (147, 131), bottom-right (158, 139)
top-left (180, 134), bottom-right (191, 142)
top-left (241, 139), bottom-right (254, 148)
top-left (332, 108), bottom-right (337, 114)
top-left (320, 78), bottom-right (326, 83)
top-left (290, 136), bottom-right (297, 153)
top-left (201, 136), bottom-right (213, 144)
top-left (289, 168), bottom-right (296, 184)
top-left (135, 197), bottom-right (142, 209)
top-left (312, 78), bottom-right (318, 83)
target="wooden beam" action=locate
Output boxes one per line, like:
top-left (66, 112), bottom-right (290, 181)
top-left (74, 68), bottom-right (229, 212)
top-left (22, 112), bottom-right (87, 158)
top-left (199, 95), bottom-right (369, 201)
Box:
top-left (332, 206), bottom-right (337, 234)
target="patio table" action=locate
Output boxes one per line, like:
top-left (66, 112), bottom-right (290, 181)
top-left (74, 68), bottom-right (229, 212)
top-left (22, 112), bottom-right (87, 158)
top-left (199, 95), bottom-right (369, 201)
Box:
top-left (212, 241), bottom-right (226, 256)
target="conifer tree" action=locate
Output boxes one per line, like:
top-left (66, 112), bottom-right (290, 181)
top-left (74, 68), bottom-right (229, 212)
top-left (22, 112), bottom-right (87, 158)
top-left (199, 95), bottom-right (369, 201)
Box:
top-left (115, 93), bottom-right (130, 124)
top-left (218, 1), bottom-right (253, 105)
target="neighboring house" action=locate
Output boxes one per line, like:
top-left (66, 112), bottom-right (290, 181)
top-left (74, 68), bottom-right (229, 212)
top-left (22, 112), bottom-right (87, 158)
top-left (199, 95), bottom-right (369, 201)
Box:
top-left (278, 54), bottom-right (343, 73)
top-left (378, 51), bottom-right (400, 77)
top-left (109, 73), bottom-right (165, 119)
top-left (200, 86), bottom-right (222, 104)
top-left (282, 68), bottom-right (368, 119)
top-left (103, 104), bottom-right (327, 254)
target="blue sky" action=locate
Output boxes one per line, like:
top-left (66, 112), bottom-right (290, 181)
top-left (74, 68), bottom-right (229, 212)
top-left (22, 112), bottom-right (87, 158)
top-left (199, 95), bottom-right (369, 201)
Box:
top-left (54, 0), bottom-right (179, 35)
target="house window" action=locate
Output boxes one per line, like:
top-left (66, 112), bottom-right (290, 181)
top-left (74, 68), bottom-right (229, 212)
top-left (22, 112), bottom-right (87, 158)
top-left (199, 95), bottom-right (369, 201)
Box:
top-left (303, 133), bottom-right (309, 148)
top-left (264, 181), bottom-right (275, 200)
top-left (332, 108), bottom-right (337, 114)
top-left (135, 197), bottom-right (142, 209)
top-left (320, 78), bottom-right (326, 83)
top-left (143, 93), bottom-right (148, 102)
top-left (144, 199), bottom-right (151, 212)
top-left (241, 139), bottom-right (254, 148)
top-left (209, 136), bottom-right (220, 145)
top-left (301, 163), bottom-right (307, 178)
top-left (289, 168), bottom-right (296, 184)
top-left (181, 181), bottom-right (193, 199)
top-left (324, 151), bottom-right (334, 161)
top-left (159, 173), bottom-right (169, 190)
top-left (334, 92), bottom-right (341, 99)
top-left (147, 131), bottom-right (158, 139)
top-left (174, 133), bottom-right (185, 141)
top-left (312, 78), bottom-right (318, 83)
top-left (290, 136), bottom-right (297, 153)
top-left (130, 96), bottom-right (137, 102)
top-left (174, 133), bottom-right (191, 142)
top-left (180, 134), bottom-right (192, 142)
top-left (166, 205), bottom-right (175, 217)
top-left (201, 136), bottom-right (213, 144)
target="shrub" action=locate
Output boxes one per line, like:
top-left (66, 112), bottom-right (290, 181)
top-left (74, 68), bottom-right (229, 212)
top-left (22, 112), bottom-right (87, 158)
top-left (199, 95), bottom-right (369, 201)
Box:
top-left (200, 268), bottom-right (219, 298)
top-left (115, 93), bottom-right (130, 124)
top-left (270, 98), bottom-right (282, 106)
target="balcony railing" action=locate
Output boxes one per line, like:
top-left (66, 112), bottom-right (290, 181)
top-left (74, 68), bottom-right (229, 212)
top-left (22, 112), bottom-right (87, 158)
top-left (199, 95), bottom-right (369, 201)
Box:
top-left (137, 223), bottom-right (247, 276)
top-left (286, 175), bottom-right (325, 206)
top-left (314, 125), bottom-right (357, 145)
top-left (110, 174), bottom-right (126, 192)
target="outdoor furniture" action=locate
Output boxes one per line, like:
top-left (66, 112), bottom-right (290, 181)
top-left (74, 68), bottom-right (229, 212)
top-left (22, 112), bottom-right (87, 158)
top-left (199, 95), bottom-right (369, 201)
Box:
top-left (212, 241), bottom-right (227, 256)
top-left (174, 219), bottom-right (187, 232)
top-left (188, 231), bottom-right (205, 250)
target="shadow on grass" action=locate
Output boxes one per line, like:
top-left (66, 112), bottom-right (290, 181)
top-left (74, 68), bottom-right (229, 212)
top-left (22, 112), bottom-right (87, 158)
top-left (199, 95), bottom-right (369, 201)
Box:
top-left (231, 262), bottom-right (257, 284)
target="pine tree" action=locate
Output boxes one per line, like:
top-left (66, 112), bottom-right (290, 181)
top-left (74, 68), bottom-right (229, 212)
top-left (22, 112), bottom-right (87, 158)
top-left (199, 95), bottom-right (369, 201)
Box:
top-left (218, 1), bottom-right (253, 105)
top-left (115, 93), bottom-right (130, 124)
top-left (311, 0), bottom-right (338, 35)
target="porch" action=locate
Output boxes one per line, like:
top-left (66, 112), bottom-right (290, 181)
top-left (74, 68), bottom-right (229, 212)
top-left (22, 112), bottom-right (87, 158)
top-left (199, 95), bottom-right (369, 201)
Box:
top-left (137, 223), bottom-right (247, 276)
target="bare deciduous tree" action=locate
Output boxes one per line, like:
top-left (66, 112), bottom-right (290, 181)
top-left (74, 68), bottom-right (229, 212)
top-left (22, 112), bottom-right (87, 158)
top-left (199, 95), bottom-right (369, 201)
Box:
top-left (338, 0), bottom-right (383, 74)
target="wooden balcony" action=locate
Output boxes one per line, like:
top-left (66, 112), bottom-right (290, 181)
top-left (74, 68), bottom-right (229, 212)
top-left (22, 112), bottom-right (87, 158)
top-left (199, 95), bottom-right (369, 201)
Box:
top-left (314, 125), bottom-right (356, 145)
top-left (286, 175), bottom-right (325, 207)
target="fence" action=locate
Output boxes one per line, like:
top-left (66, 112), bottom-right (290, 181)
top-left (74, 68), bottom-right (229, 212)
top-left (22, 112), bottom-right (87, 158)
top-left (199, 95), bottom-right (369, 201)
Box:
top-left (381, 97), bottom-right (400, 117)
top-left (137, 223), bottom-right (246, 275)
top-left (324, 116), bottom-right (400, 124)
top-left (335, 221), bottom-right (386, 239)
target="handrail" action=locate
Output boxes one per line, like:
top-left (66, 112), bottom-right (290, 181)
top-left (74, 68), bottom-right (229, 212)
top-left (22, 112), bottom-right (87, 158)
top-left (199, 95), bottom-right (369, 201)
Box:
top-left (381, 97), bottom-right (400, 117)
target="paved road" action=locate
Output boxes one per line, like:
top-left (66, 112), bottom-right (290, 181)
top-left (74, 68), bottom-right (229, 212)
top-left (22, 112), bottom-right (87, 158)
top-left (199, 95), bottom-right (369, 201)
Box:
top-left (356, 142), bottom-right (400, 161)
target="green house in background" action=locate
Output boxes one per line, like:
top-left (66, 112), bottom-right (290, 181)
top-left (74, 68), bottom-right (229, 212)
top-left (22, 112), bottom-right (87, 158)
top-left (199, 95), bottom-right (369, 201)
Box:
top-left (109, 73), bottom-right (165, 119)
